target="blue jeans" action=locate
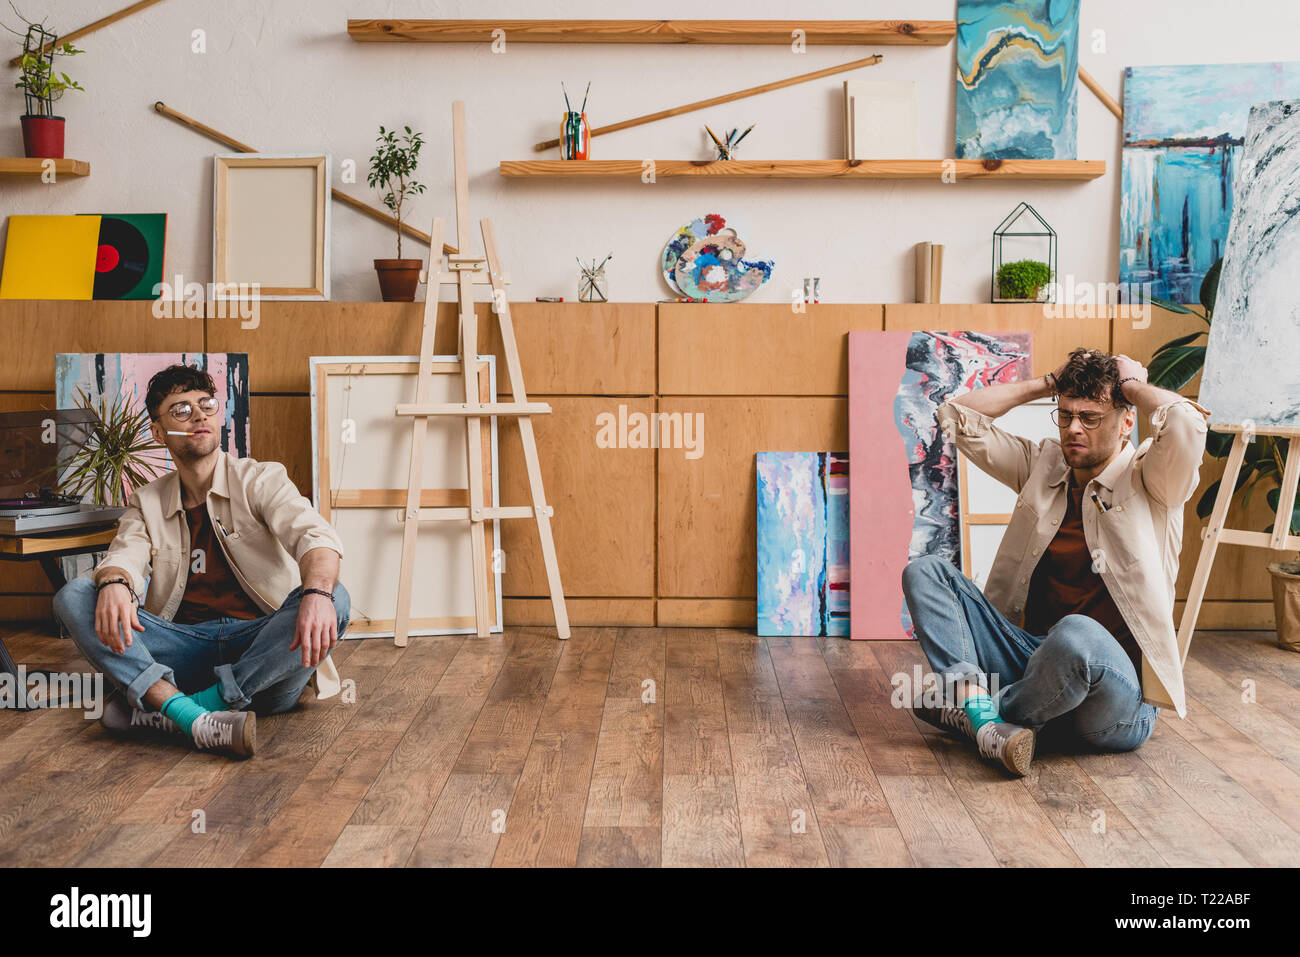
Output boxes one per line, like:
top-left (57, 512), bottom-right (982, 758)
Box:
top-left (900, 555), bottom-right (1157, 752)
top-left (53, 578), bottom-right (350, 715)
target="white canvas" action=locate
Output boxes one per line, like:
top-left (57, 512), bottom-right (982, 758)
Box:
top-left (310, 355), bottom-right (502, 637)
top-left (1201, 98), bottom-right (1300, 429)
top-left (844, 81), bottom-right (917, 160)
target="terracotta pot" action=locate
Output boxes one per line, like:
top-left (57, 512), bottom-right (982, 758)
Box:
top-left (374, 258), bottom-right (422, 302)
top-left (1268, 561), bottom-right (1300, 653)
top-left (20, 114), bottom-right (65, 159)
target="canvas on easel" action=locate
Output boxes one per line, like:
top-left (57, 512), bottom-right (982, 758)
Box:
top-left (310, 356), bottom-right (502, 637)
top-left (1178, 97), bottom-right (1300, 654)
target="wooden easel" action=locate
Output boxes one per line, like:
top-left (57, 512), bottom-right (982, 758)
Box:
top-left (392, 101), bottom-right (570, 645)
top-left (1177, 422), bottom-right (1300, 655)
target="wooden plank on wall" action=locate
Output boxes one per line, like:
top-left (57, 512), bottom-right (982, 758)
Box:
top-left (250, 395), bottom-right (312, 496)
top-left (657, 397), bottom-right (846, 598)
top-left (505, 598), bottom-right (655, 627)
top-left (486, 303), bottom-right (656, 396)
top-left (499, 397), bottom-right (655, 598)
top-left (658, 304), bottom-right (883, 395)
top-left (0, 302), bottom-right (203, 391)
top-left (883, 303), bottom-right (1110, 378)
top-left (657, 598), bottom-right (754, 628)
top-left (205, 302), bottom-right (474, 393)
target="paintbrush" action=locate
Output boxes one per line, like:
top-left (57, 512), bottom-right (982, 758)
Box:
top-left (562, 81), bottom-right (572, 113)
top-left (732, 123), bottom-right (755, 148)
top-left (580, 80), bottom-right (590, 113)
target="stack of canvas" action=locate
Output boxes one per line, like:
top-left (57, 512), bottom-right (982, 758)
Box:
top-left (843, 80), bottom-right (917, 160)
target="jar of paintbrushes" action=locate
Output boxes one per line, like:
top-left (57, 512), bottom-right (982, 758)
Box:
top-left (560, 81), bottom-right (591, 160)
top-left (578, 253), bottom-right (611, 302)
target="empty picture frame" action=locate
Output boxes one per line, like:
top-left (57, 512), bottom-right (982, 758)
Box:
top-left (213, 153), bottom-right (330, 299)
top-left (310, 356), bottom-right (502, 637)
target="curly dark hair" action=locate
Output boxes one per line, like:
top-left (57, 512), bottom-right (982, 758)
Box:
top-left (1053, 348), bottom-right (1129, 407)
top-left (145, 364), bottom-right (216, 421)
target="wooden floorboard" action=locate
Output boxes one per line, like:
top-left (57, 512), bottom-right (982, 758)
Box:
top-left (1, 625), bottom-right (1298, 867)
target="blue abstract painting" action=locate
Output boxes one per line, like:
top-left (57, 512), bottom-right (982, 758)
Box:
top-left (756, 452), bottom-right (849, 637)
top-left (1120, 62), bottom-right (1300, 303)
top-left (1200, 99), bottom-right (1300, 429)
top-left (955, 0), bottom-right (1078, 160)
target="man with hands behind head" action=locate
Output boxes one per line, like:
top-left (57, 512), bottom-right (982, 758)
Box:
top-left (54, 364), bottom-right (350, 759)
top-left (901, 348), bottom-right (1209, 776)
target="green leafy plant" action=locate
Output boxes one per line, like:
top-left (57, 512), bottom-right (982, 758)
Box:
top-left (59, 390), bottom-right (166, 507)
top-left (8, 9), bottom-right (83, 117)
top-left (367, 125), bottom-right (426, 259)
top-left (995, 259), bottom-right (1052, 300)
top-left (1145, 258), bottom-right (1299, 540)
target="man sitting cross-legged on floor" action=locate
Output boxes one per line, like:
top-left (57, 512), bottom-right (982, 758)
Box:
top-left (54, 364), bottom-right (349, 759)
top-left (901, 348), bottom-right (1209, 776)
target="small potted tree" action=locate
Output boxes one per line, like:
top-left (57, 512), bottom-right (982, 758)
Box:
top-left (368, 124), bottom-right (427, 302)
top-left (11, 17), bottom-right (83, 159)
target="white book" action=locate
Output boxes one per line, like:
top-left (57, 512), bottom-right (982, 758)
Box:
top-left (844, 80), bottom-right (917, 160)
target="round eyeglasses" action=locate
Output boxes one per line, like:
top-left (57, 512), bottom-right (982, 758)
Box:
top-left (1051, 407), bottom-right (1116, 431)
top-left (165, 395), bottom-right (220, 422)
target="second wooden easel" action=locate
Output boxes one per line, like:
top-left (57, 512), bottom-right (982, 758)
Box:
top-left (1177, 421), bottom-right (1300, 657)
top-left (392, 100), bottom-right (570, 644)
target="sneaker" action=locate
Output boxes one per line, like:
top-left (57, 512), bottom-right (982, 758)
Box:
top-left (191, 710), bottom-right (256, 759)
top-left (100, 693), bottom-right (183, 737)
top-left (975, 721), bottom-right (1036, 777)
top-left (912, 690), bottom-right (976, 742)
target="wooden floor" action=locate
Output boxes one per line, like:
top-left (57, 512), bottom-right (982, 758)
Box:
top-left (1, 624), bottom-right (1299, 867)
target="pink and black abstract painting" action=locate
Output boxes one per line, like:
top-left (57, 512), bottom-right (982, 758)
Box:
top-left (849, 330), bottom-right (1031, 639)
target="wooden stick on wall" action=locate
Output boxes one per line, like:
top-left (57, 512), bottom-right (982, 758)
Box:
top-left (1078, 66), bottom-right (1123, 122)
top-left (9, 0), bottom-right (170, 66)
top-left (534, 54), bottom-right (883, 152)
top-left (152, 101), bottom-right (458, 255)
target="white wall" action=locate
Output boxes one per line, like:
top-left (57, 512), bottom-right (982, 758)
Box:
top-left (3, 0), bottom-right (1299, 304)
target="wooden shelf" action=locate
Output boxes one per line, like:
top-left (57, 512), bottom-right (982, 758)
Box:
top-left (500, 159), bottom-right (1106, 182)
top-left (347, 19), bottom-right (955, 46)
top-left (0, 157), bottom-right (90, 177)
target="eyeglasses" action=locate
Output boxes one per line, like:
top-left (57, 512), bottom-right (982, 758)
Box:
top-left (165, 396), bottom-right (220, 422)
top-left (1051, 407), bottom-right (1116, 430)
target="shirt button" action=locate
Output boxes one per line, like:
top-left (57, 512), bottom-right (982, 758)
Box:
top-left (1020, 577), bottom-right (1027, 584)
top-left (1032, 548), bottom-right (1040, 555)
top-left (1051, 519), bottom-right (1059, 525)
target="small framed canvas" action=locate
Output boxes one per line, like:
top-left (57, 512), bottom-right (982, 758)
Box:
top-left (212, 153), bottom-right (330, 300)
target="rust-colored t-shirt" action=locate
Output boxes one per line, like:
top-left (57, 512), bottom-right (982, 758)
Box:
top-left (174, 502), bottom-right (265, 625)
top-left (1024, 474), bottom-right (1144, 680)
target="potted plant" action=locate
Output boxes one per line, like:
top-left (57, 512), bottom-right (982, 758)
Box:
top-left (994, 259), bottom-right (1052, 302)
top-left (1146, 259), bottom-right (1300, 650)
top-left (368, 124), bottom-right (427, 302)
top-left (11, 16), bottom-right (83, 159)
top-left (59, 390), bottom-right (166, 507)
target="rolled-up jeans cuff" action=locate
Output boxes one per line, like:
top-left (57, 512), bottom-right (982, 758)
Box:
top-left (940, 662), bottom-right (989, 695)
top-left (212, 664), bottom-right (249, 711)
top-left (127, 662), bottom-right (177, 712)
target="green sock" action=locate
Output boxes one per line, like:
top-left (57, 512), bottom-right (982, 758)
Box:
top-left (963, 692), bottom-right (1003, 732)
top-left (188, 683), bottom-right (227, 713)
top-left (159, 692), bottom-right (209, 738)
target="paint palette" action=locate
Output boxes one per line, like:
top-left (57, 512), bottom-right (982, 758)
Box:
top-left (660, 213), bottom-right (774, 302)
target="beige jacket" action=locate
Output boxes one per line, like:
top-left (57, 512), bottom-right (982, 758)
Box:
top-left (95, 451), bottom-right (346, 698)
top-left (938, 396), bottom-right (1211, 718)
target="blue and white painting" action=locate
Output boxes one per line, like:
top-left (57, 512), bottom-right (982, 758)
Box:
top-left (1200, 99), bottom-right (1300, 429)
top-left (756, 452), bottom-right (849, 637)
top-left (1120, 62), bottom-right (1300, 303)
top-left (955, 0), bottom-right (1078, 160)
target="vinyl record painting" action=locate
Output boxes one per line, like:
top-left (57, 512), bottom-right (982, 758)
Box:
top-left (81, 212), bottom-right (166, 300)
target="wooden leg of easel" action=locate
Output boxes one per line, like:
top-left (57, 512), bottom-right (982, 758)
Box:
top-left (1175, 432), bottom-right (1249, 660)
top-left (479, 218), bottom-right (570, 639)
top-left (459, 270), bottom-right (491, 638)
top-left (394, 218), bottom-right (446, 647)
top-left (518, 415), bottom-right (570, 639)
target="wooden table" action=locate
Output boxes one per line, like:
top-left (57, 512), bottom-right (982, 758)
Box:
top-left (0, 524), bottom-right (117, 681)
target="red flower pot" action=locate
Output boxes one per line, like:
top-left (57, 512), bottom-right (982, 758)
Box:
top-left (374, 259), bottom-right (423, 302)
top-left (20, 115), bottom-right (65, 159)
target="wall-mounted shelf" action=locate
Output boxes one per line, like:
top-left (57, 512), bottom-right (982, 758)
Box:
top-left (347, 19), bottom-right (956, 46)
top-left (0, 157), bottom-right (90, 177)
top-left (500, 159), bottom-right (1106, 182)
